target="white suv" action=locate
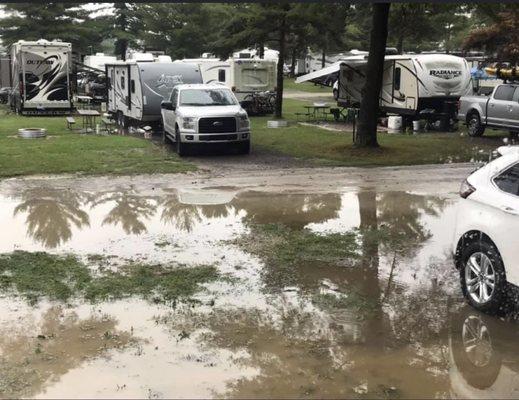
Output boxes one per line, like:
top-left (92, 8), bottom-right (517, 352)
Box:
top-left (161, 84), bottom-right (251, 156)
top-left (453, 146), bottom-right (519, 313)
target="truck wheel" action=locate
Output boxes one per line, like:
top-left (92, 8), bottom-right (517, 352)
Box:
top-left (162, 118), bottom-right (171, 144)
top-left (175, 128), bottom-right (189, 157)
top-left (239, 140), bottom-right (250, 155)
top-left (467, 113), bottom-right (485, 137)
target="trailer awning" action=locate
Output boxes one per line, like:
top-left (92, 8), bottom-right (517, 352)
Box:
top-left (295, 62), bottom-right (343, 85)
top-left (295, 56), bottom-right (367, 86)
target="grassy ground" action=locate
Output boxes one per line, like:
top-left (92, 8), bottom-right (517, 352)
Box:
top-left (251, 98), bottom-right (508, 166)
top-left (0, 251), bottom-right (218, 304)
top-left (0, 105), bottom-right (194, 177)
top-left (283, 77), bottom-right (332, 93)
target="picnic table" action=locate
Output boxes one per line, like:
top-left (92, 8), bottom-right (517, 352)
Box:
top-left (77, 109), bottom-right (101, 133)
top-left (75, 95), bottom-right (93, 109)
top-left (303, 103), bottom-right (330, 121)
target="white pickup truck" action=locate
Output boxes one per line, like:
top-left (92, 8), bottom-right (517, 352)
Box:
top-left (458, 83), bottom-right (519, 137)
top-left (161, 84), bottom-right (251, 156)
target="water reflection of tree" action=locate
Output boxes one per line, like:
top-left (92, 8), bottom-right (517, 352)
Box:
top-left (14, 188), bottom-right (90, 248)
top-left (90, 191), bottom-right (157, 234)
top-left (232, 192), bottom-right (342, 229)
top-left (160, 193), bottom-right (232, 232)
top-left (0, 306), bottom-right (133, 398)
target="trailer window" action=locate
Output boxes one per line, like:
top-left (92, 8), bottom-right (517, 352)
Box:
top-left (394, 67), bottom-right (401, 91)
top-left (218, 69), bottom-right (226, 82)
top-left (121, 76), bottom-right (125, 90)
top-left (494, 85), bottom-right (515, 101)
top-left (131, 79), bottom-right (135, 93)
top-left (241, 68), bottom-right (268, 87)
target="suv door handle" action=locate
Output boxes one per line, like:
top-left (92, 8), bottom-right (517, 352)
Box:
top-left (501, 206), bottom-right (519, 215)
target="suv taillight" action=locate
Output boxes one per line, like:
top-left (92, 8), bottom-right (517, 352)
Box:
top-left (460, 179), bottom-right (476, 199)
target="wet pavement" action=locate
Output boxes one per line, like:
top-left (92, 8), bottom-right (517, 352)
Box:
top-left (1, 164), bottom-right (519, 399)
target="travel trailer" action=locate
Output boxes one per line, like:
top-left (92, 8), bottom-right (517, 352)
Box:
top-left (297, 53), bottom-right (472, 127)
top-left (105, 61), bottom-right (202, 127)
top-left (0, 56), bottom-right (10, 88)
top-left (83, 53), bottom-right (117, 72)
top-left (175, 57), bottom-right (277, 114)
top-left (9, 39), bottom-right (73, 115)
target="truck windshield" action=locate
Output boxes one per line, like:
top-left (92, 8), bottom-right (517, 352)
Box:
top-left (180, 89), bottom-right (238, 106)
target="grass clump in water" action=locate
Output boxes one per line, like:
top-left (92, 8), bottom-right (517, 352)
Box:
top-left (0, 251), bottom-right (218, 304)
top-left (0, 251), bottom-right (91, 303)
top-left (244, 223), bottom-right (358, 264)
top-left (237, 223), bottom-right (359, 289)
top-left (85, 264), bottom-right (219, 303)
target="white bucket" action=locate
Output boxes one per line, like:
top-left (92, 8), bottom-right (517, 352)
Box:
top-left (387, 116), bottom-right (402, 131)
top-left (413, 120), bottom-right (422, 132)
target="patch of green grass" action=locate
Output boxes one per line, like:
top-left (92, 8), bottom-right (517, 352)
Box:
top-left (85, 263), bottom-right (219, 303)
top-left (284, 78), bottom-right (331, 93)
top-left (0, 251), bottom-right (218, 304)
top-left (0, 105), bottom-right (195, 177)
top-left (237, 223), bottom-right (358, 289)
top-left (312, 292), bottom-right (379, 318)
top-left (0, 251), bottom-right (91, 303)
top-left (250, 98), bottom-right (505, 166)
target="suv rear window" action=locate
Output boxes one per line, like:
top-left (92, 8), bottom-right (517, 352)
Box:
top-left (494, 85), bottom-right (515, 101)
top-left (494, 163), bottom-right (519, 196)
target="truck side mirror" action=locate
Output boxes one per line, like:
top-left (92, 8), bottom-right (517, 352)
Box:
top-left (161, 101), bottom-right (175, 111)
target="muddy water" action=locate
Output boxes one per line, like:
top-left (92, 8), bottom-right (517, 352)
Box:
top-left (1, 175), bottom-right (518, 398)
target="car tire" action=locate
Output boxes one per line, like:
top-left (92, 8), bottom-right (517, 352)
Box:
top-left (175, 127), bottom-right (188, 157)
top-left (333, 89), bottom-right (338, 101)
top-left (460, 240), bottom-right (507, 314)
top-left (467, 113), bottom-right (485, 137)
top-left (450, 308), bottom-right (502, 390)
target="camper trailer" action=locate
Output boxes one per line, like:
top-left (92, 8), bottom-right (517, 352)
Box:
top-left (83, 53), bottom-right (117, 72)
top-left (297, 53), bottom-right (472, 127)
top-left (176, 57), bottom-right (277, 114)
top-left (105, 61), bottom-right (202, 127)
top-left (9, 39), bottom-right (73, 115)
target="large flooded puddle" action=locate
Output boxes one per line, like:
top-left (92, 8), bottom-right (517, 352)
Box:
top-left (1, 176), bottom-right (518, 398)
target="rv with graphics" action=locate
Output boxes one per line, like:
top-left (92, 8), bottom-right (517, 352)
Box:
top-left (297, 54), bottom-right (472, 128)
top-left (175, 57), bottom-right (276, 114)
top-left (9, 39), bottom-right (73, 115)
top-left (105, 61), bottom-right (202, 127)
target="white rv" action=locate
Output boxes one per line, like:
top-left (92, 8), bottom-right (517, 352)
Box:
top-left (9, 39), bottom-right (73, 115)
top-left (106, 61), bottom-right (202, 127)
top-left (83, 53), bottom-right (117, 72)
top-left (176, 57), bottom-right (276, 114)
top-left (297, 54), bottom-right (472, 126)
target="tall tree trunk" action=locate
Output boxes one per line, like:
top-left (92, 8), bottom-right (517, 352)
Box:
top-left (290, 47), bottom-right (297, 77)
top-left (397, 34), bottom-right (404, 54)
top-left (274, 17), bottom-right (286, 119)
top-left (258, 43), bottom-right (265, 59)
top-left (321, 48), bottom-right (326, 68)
top-left (354, 2), bottom-right (390, 148)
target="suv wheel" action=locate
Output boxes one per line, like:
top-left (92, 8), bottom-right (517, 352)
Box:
top-left (467, 113), bottom-right (485, 137)
top-left (460, 240), bottom-right (507, 313)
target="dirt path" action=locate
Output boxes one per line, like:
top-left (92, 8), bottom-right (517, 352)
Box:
top-left (0, 162), bottom-right (475, 196)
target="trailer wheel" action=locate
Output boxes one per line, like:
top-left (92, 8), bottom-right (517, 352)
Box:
top-left (467, 112), bottom-right (485, 137)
